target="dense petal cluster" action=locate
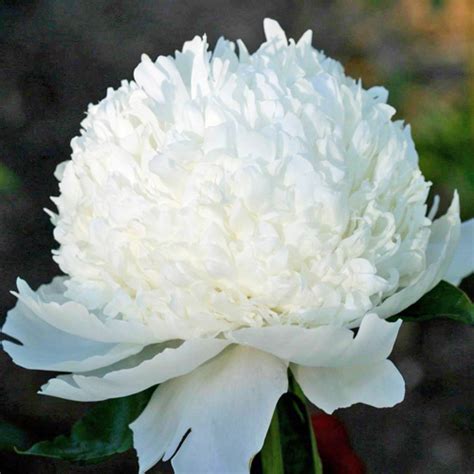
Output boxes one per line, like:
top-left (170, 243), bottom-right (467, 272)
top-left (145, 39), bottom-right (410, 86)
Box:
top-left (2, 19), bottom-right (472, 474)
top-left (51, 19), bottom-right (443, 335)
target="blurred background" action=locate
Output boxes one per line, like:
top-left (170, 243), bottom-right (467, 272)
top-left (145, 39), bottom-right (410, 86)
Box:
top-left (0, 0), bottom-right (473, 472)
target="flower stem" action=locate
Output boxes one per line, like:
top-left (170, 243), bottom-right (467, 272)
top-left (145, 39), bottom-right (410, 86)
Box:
top-left (257, 372), bottom-right (324, 474)
top-left (260, 409), bottom-right (284, 474)
top-left (289, 374), bottom-right (323, 474)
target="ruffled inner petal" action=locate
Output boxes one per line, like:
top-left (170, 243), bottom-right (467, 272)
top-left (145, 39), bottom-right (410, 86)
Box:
top-left (376, 193), bottom-right (460, 319)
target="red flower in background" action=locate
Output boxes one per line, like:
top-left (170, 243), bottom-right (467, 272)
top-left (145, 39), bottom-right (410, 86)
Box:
top-left (311, 413), bottom-right (365, 474)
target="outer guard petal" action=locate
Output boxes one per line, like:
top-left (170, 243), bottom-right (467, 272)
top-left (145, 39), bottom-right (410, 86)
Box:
top-left (444, 218), bottom-right (474, 286)
top-left (2, 297), bottom-right (142, 373)
top-left (130, 345), bottom-right (288, 474)
top-left (230, 313), bottom-right (401, 368)
top-left (40, 338), bottom-right (230, 401)
top-left (285, 315), bottom-right (405, 414)
top-left (12, 278), bottom-right (182, 344)
top-left (292, 360), bottom-right (405, 414)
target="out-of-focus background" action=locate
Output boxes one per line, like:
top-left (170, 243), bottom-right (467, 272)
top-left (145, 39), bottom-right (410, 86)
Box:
top-left (0, 1), bottom-right (472, 473)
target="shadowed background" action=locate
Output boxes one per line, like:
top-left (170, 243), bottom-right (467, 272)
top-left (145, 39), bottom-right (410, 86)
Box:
top-left (0, 1), bottom-right (473, 472)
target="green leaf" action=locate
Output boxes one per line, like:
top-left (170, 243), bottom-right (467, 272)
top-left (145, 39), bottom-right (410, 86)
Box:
top-left (285, 375), bottom-right (323, 474)
top-left (389, 280), bottom-right (474, 325)
top-left (259, 409), bottom-right (284, 474)
top-left (0, 420), bottom-right (31, 451)
top-left (17, 388), bottom-right (154, 465)
top-left (253, 374), bottom-right (323, 474)
top-left (0, 163), bottom-right (20, 193)
top-left (277, 394), bottom-right (322, 474)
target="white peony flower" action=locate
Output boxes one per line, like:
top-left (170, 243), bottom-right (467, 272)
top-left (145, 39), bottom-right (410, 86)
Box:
top-left (2, 18), bottom-right (473, 474)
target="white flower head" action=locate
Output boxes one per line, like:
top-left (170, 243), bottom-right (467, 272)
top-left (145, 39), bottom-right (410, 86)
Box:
top-left (52, 21), bottom-right (438, 335)
top-left (3, 19), bottom-right (471, 474)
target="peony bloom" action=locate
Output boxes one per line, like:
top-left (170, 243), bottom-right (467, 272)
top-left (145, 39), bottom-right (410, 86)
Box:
top-left (2, 19), bottom-right (473, 473)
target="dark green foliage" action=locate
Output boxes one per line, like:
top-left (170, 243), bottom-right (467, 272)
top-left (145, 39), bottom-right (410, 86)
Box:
top-left (389, 280), bottom-right (474, 325)
top-left (17, 388), bottom-right (154, 464)
top-left (0, 420), bottom-right (31, 451)
top-left (253, 374), bottom-right (323, 474)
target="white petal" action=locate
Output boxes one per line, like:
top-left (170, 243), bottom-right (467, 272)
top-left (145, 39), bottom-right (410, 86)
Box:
top-left (444, 219), bottom-right (474, 286)
top-left (130, 346), bottom-right (288, 474)
top-left (231, 324), bottom-right (353, 366)
top-left (337, 313), bottom-right (402, 365)
top-left (263, 18), bottom-right (287, 44)
top-left (133, 54), bottom-right (167, 103)
top-left (40, 338), bottom-right (230, 401)
top-left (14, 278), bottom-right (181, 344)
top-left (2, 298), bottom-right (141, 373)
top-left (376, 193), bottom-right (461, 318)
top-left (230, 313), bottom-right (401, 367)
top-left (292, 360), bottom-right (405, 414)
